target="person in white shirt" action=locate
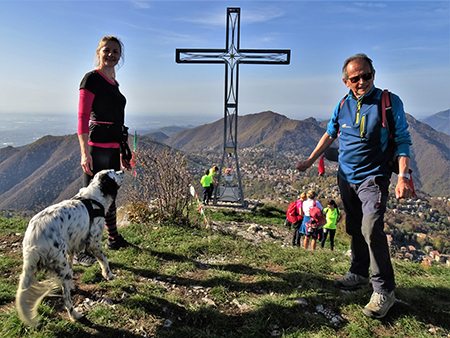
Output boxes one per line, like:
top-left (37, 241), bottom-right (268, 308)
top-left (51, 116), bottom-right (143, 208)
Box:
top-left (300, 190), bottom-right (323, 250)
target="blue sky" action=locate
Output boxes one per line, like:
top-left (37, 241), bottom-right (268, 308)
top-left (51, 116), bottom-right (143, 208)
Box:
top-left (0, 0), bottom-right (449, 126)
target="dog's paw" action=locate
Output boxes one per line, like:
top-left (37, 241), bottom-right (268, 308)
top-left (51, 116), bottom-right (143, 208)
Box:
top-left (105, 273), bottom-right (115, 281)
top-left (70, 309), bottom-right (83, 321)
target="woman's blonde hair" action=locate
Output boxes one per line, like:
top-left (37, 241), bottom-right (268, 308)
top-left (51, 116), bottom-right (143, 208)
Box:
top-left (299, 192), bottom-right (307, 201)
top-left (94, 35), bottom-right (125, 74)
top-left (306, 190), bottom-right (316, 200)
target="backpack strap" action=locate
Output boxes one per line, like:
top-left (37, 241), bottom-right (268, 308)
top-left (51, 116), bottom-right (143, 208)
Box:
top-left (382, 89), bottom-right (396, 142)
top-left (335, 95), bottom-right (349, 138)
top-left (382, 90), bottom-right (398, 170)
top-left (381, 89), bottom-right (392, 128)
top-left (339, 95), bottom-right (348, 109)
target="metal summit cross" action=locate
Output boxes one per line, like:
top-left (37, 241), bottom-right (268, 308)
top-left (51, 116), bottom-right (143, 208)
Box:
top-left (176, 7), bottom-right (290, 206)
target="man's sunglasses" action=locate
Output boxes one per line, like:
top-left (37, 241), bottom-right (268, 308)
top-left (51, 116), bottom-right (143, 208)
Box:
top-left (348, 72), bottom-right (373, 83)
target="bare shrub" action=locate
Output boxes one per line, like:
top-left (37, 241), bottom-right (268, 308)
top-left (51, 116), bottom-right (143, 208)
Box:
top-left (126, 145), bottom-right (193, 225)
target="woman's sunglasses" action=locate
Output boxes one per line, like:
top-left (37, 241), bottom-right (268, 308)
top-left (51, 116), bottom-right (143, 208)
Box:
top-left (348, 72), bottom-right (373, 83)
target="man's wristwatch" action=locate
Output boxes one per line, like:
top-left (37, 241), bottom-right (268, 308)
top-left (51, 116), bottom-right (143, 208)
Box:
top-left (398, 173), bottom-right (411, 180)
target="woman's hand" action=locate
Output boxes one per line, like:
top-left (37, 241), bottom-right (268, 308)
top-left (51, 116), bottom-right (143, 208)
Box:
top-left (78, 133), bottom-right (93, 175)
top-left (121, 153), bottom-right (132, 171)
top-left (81, 152), bottom-right (93, 176)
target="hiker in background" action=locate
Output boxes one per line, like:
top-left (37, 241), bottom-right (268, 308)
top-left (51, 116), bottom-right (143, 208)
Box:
top-left (296, 53), bottom-right (412, 319)
top-left (292, 192), bottom-right (306, 247)
top-left (201, 169), bottom-right (213, 205)
top-left (321, 200), bottom-right (341, 251)
top-left (300, 190), bottom-right (323, 251)
top-left (208, 165), bottom-right (220, 201)
top-left (75, 35), bottom-right (132, 267)
top-left (283, 218), bottom-right (292, 230)
top-left (284, 200), bottom-right (297, 230)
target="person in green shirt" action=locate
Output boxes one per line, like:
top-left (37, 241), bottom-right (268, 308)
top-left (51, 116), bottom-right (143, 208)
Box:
top-left (320, 199), bottom-right (341, 251)
top-left (201, 169), bottom-right (213, 204)
top-left (208, 165), bottom-right (219, 201)
top-left (209, 166), bottom-right (219, 182)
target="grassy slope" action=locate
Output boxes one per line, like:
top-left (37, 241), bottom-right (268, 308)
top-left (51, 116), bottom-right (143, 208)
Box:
top-left (0, 212), bottom-right (449, 338)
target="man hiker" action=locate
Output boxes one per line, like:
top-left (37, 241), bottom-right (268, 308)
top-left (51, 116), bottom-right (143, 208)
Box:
top-left (296, 53), bottom-right (412, 319)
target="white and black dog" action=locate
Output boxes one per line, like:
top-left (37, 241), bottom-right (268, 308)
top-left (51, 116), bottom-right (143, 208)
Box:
top-left (16, 169), bottom-right (124, 327)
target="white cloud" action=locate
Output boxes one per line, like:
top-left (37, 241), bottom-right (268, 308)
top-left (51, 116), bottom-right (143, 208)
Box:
top-left (241, 7), bottom-right (285, 24)
top-left (179, 6), bottom-right (285, 27)
top-left (353, 2), bottom-right (387, 9)
top-left (129, 0), bottom-right (151, 9)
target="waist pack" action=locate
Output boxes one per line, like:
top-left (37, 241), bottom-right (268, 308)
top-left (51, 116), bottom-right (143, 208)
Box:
top-left (90, 122), bottom-right (132, 161)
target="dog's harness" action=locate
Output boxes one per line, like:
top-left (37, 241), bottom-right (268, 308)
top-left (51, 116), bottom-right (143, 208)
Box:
top-left (71, 197), bottom-right (105, 225)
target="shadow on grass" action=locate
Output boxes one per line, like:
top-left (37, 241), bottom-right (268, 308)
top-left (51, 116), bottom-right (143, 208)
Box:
top-left (104, 246), bottom-right (347, 337)
top-left (105, 246), bottom-right (450, 336)
top-left (6, 245), bottom-right (449, 337)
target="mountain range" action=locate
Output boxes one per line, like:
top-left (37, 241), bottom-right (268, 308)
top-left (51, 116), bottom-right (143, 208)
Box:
top-left (164, 111), bottom-right (325, 156)
top-left (420, 109), bottom-right (450, 135)
top-left (0, 135), bottom-right (168, 212)
top-left (0, 135), bottom-right (82, 211)
top-left (163, 111), bottom-right (450, 195)
top-left (0, 111), bottom-right (449, 211)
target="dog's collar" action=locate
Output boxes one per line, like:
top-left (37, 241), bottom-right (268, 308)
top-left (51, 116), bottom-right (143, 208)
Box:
top-left (72, 197), bottom-right (105, 225)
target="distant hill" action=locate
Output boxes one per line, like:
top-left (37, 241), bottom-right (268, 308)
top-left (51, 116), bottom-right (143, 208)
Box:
top-left (0, 135), bottom-right (82, 211)
top-left (165, 110), bottom-right (450, 196)
top-left (165, 111), bottom-right (324, 156)
top-left (0, 134), bottom-right (175, 211)
top-left (144, 125), bottom-right (192, 138)
top-left (421, 109), bottom-right (450, 135)
top-left (406, 114), bottom-right (450, 195)
top-left (143, 125), bottom-right (194, 143)
top-left (0, 146), bottom-right (20, 165)
top-left (145, 131), bottom-right (170, 143)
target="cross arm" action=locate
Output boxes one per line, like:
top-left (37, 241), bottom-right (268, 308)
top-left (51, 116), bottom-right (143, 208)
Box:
top-left (176, 48), bottom-right (228, 64)
top-left (237, 49), bottom-right (291, 65)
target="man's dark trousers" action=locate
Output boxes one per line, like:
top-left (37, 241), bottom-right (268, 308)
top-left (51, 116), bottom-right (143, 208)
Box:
top-left (338, 175), bottom-right (395, 293)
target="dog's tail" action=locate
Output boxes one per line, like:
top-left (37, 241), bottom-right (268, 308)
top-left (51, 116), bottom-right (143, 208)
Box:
top-left (16, 248), bottom-right (60, 327)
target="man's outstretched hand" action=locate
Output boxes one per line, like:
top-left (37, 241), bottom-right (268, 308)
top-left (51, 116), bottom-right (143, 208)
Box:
top-left (296, 158), bottom-right (313, 172)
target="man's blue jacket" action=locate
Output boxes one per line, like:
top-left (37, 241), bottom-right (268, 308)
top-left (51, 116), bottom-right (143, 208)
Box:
top-left (326, 86), bottom-right (412, 184)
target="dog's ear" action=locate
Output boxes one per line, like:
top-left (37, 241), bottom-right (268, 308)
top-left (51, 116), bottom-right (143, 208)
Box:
top-left (98, 172), bottom-right (119, 198)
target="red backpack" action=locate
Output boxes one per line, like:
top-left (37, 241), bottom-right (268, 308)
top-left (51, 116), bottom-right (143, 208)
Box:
top-left (287, 201), bottom-right (302, 224)
top-left (309, 201), bottom-right (326, 228)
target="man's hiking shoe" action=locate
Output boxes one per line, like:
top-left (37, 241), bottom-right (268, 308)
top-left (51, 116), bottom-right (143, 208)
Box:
top-left (334, 272), bottom-right (370, 290)
top-left (363, 290), bottom-right (395, 319)
top-left (73, 251), bottom-right (97, 267)
top-left (105, 235), bottom-right (131, 250)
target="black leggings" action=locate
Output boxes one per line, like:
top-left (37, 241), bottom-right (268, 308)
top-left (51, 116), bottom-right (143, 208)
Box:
top-left (83, 146), bottom-right (121, 187)
top-left (320, 228), bottom-right (336, 250)
top-left (82, 146), bottom-right (121, 239)
top-left (292, 223), bottom-right (303, 246)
